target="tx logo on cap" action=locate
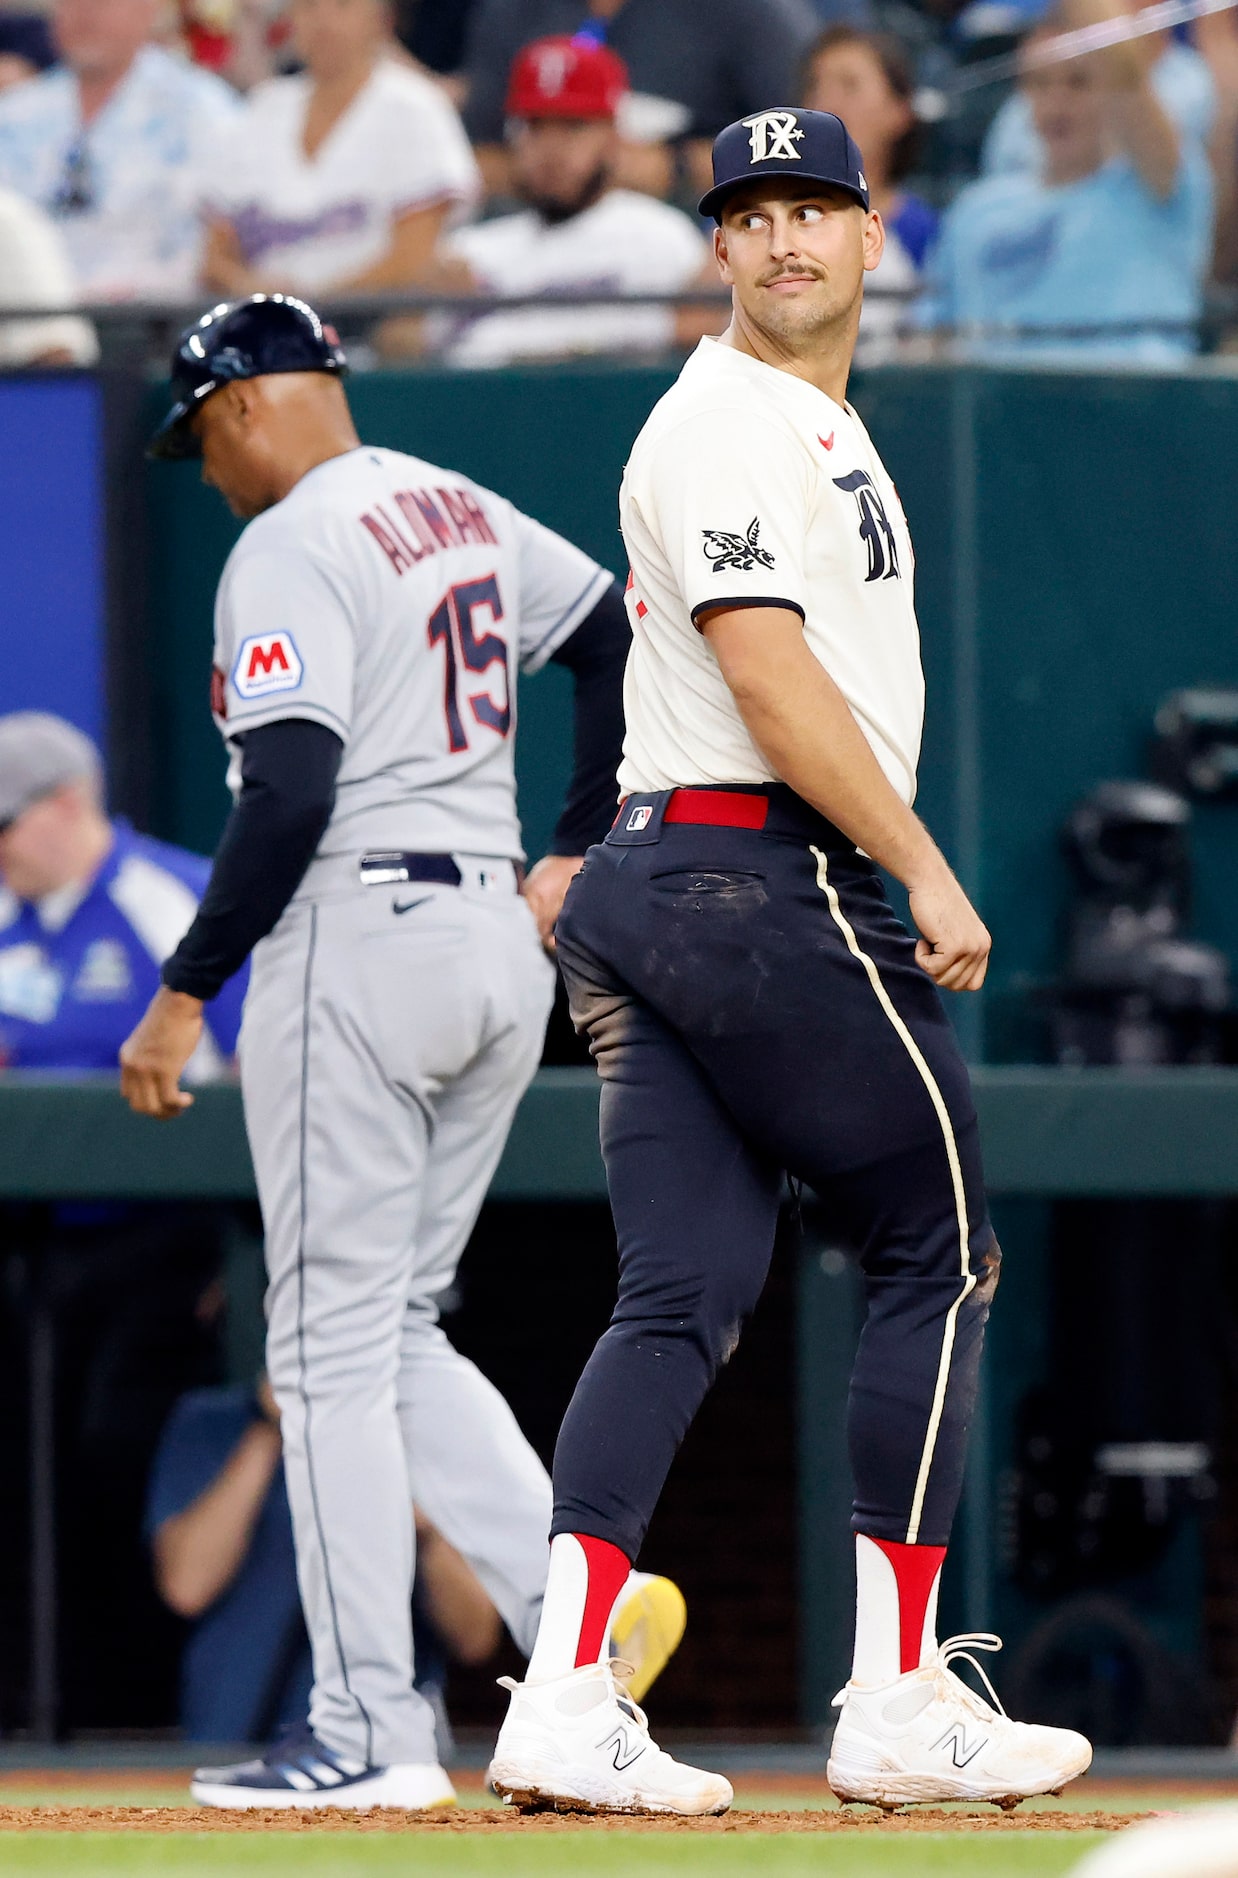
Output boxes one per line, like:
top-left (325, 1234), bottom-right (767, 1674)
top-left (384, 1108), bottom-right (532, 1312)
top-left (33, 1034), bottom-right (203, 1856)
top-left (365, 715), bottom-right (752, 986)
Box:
top-left (743, 110), bottom-right (804, 163)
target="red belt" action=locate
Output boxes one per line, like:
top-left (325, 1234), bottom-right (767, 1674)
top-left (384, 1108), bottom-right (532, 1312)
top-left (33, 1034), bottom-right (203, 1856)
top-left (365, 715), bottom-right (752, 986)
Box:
top-left (662, 788), bottom-right (769, 831)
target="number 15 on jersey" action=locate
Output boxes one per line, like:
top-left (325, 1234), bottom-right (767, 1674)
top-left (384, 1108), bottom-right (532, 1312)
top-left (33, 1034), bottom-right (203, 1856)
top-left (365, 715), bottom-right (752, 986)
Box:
top-left (427, 575), bottom-right (511, 754)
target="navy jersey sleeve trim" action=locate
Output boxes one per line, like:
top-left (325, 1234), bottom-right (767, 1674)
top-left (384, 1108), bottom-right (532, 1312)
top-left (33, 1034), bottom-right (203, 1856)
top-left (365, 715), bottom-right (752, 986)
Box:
top-left (546, 581), bottom-right (631, 856)
top-left (690, 595), bottom-right (806, 631)
top-left (522, 565), bottom-right (613, 673)
top-left (161, 719), bottom-right (342, 1003)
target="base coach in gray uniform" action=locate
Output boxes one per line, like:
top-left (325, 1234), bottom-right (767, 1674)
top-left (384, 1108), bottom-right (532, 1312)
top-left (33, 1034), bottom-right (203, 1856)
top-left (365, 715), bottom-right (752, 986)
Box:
top-left (121, 293), bottom-right (646, 1808)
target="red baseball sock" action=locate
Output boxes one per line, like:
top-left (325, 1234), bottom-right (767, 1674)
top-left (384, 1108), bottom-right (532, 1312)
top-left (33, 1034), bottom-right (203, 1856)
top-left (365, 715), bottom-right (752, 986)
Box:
top-left (526, 1532), bottom-right (633, 1683)
top-left (852, 1533), bottom-right (947, 1685)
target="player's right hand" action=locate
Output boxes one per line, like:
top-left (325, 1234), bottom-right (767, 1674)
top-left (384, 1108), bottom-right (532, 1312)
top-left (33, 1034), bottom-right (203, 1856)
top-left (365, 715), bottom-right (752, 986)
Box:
top-left (119, 986), bottom-right (203, 1119)
top-left (523, 853), bottom-right (585, 954)
top-left (907, 873), bottom-right (991, 992)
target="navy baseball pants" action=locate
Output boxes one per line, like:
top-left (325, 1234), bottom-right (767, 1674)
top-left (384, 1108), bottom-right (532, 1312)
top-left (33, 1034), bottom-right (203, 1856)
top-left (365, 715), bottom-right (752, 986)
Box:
top-left (552, 784), bottom-right (999, 1562)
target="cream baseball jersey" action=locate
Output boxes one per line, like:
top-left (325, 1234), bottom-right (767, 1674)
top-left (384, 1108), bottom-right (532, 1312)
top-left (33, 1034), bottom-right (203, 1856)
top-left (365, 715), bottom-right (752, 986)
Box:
top-left (618, 337), bottom-right (924, 804)
top-left (212, 445), bottom-right (611, 862)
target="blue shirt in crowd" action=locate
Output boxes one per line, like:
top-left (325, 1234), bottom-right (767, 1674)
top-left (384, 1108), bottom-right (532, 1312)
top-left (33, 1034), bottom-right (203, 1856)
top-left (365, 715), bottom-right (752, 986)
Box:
top-left (917, 146), bottom-right (1213, 362)
top-left (981, 44), bottom-right (1216, 181)
top-left (0, 819), bottom-right (246, 1072)
top-left (146, 1385), bottom-right (447, 1743)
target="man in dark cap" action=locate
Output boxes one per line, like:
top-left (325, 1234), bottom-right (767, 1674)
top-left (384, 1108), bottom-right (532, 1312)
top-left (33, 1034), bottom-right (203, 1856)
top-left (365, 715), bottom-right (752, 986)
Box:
top-left (0, 711), bottom-right (244, 1067)
top-left (488, 109), bottom-right (1092, 1816)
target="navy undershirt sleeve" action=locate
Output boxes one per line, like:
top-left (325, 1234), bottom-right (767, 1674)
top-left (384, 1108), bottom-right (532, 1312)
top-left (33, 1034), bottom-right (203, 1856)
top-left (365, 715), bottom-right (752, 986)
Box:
top-left (547, 581), bottom-right (631, 856)
top-left (161, 718), bottom-right (343, 1003)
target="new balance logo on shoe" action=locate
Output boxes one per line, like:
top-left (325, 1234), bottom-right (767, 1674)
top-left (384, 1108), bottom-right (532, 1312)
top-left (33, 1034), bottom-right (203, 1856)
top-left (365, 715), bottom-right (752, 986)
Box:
top-left (932, 1723), bottom-right (988, 1769)
top-left (598, 1725), bottom-right (647, 1772)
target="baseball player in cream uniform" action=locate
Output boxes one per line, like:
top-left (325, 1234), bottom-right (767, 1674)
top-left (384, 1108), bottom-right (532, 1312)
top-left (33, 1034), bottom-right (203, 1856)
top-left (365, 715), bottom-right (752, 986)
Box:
top-left (121, 293), bottom-right (682, 1809)
top-left (488, 111), bottom-right (1093, 1817)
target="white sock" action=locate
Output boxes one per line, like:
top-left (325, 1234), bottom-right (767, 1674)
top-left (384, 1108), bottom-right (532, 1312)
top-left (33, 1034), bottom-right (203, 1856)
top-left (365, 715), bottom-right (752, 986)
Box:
top-left (525, 1533), bottom-right (631, 1685)
top-left (850, 1533), bottom-right (944, 1687)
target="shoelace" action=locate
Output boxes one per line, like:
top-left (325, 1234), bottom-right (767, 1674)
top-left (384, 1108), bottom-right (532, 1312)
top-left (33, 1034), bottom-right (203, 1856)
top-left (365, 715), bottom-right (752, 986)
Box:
top-left (831, 1632), bottom-right (1009, 1712)
top-left (935, 1633), bottom-right (1007, 1719)
top-left (608, 1657), bottom-right (651, 1733)
top-left (497, 1656), bottom-right (651, 1733)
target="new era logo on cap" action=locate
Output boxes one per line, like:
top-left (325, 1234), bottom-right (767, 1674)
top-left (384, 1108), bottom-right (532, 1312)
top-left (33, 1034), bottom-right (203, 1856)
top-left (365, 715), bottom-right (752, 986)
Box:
top-left (743, 111), bottom-right (804, 163)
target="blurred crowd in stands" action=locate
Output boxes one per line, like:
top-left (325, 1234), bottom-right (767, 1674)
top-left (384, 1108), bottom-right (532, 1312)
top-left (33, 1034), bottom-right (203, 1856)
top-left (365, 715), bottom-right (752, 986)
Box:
top-left (1, 0), bottom-right (1238, 366)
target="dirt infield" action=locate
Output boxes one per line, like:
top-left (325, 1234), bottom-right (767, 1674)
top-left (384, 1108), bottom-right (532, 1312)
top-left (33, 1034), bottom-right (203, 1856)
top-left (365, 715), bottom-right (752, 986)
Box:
top-left (0, 1805), bottom-right (1150, 1835)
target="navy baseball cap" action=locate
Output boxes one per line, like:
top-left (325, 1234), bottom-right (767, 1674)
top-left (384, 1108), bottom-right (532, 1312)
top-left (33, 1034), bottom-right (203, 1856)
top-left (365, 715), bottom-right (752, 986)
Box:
top-left (699, 108), bottom-right (869, 220)
top-left (0, 13), bottom-right (56, 72)
top-left (149, 294), bottom-right (348, 461)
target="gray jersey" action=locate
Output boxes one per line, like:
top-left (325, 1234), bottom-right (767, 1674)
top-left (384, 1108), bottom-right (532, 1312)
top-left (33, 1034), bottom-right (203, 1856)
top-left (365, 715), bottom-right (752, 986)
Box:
top-left (216, 440), bottom-right (610, 1768)
top-left (211, 444), bottom-right (612, 862)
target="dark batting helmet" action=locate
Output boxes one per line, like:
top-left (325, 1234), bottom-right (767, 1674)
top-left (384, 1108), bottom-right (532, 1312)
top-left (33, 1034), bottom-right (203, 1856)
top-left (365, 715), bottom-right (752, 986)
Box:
top-left (148, 293), bottom-right (348, 461)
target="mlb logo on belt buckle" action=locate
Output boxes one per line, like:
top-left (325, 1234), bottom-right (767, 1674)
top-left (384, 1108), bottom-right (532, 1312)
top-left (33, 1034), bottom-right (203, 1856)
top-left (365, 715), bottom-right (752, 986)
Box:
top-left (626, 806), bottom-right (653, 832)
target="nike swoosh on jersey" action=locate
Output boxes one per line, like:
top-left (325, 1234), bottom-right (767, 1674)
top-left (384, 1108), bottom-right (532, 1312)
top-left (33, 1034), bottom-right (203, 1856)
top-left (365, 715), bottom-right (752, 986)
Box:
top-left (392, 895), bottom-right (433, 915)
top-left (818, 432), bottom-right (835, 451)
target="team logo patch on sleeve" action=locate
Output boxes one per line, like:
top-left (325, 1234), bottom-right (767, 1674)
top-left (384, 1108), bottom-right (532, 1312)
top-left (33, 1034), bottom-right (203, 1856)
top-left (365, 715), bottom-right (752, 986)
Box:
top-left (233, 631), bottom-right (304, 698)
top-left (702, 519), bottom-right (775, 573)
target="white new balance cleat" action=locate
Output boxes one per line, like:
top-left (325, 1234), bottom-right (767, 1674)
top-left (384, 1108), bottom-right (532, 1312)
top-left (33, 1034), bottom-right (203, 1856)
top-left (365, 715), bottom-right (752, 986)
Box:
top-left (827, 1633), bottom-right (1093, 1811)
top-left (488, 1659), bottom-right (733, 1816)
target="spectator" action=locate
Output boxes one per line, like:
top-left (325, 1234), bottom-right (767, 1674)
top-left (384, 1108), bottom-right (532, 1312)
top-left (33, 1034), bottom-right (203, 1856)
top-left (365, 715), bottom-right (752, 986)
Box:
top-left (0, 714), bottom-right (245, 1071)
top-left (918, 9), bottom-right (1213, 360)
top-left (801, 26), bottom-right (937, 354)
top-left (148, 1374), bottom-right (502, 1745)
top-left (402, 36), bottom-right (712, 368)
top-left (458, 0), bottom-right (832, 204)
top-left (0, 184), bottom-right (97, 363)
top-left (0, 0), bottom-right (238, 300)
top-left (0, 712), bottom-right (247, 1732)
top-left (982, 0), bottom-right (1216, 177)
top-left (201, 0), bottom-right (479, 298)
top-left (0, 13), bottom-right (56, 93)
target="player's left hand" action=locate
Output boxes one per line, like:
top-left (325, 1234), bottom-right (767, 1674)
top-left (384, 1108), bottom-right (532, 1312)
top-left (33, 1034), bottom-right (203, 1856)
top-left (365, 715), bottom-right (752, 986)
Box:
top-left (119, 986), bottom-right (204, 1119)
top-left (523, 853), bottom-right (585, 953)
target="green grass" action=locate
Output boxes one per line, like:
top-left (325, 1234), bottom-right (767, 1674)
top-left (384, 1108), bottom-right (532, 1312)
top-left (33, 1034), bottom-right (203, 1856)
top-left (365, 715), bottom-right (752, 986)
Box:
top-left (0, 1834), bottom-right (1103, 1878)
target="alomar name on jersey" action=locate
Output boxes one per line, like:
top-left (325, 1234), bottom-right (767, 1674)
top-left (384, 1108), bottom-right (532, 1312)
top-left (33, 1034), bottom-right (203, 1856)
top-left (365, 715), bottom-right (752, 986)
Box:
top-left (360, 483), bottom-right (498, 575)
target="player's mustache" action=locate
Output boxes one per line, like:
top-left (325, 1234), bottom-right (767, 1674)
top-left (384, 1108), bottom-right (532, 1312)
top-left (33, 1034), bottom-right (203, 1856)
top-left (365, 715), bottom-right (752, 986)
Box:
top-left (758, 265), bottom-right (825, 286)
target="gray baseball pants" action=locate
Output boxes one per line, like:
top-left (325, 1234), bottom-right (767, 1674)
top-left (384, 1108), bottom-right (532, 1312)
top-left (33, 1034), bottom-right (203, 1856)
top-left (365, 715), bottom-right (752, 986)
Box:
top-left (239, 861), bottom-right (556, 1767)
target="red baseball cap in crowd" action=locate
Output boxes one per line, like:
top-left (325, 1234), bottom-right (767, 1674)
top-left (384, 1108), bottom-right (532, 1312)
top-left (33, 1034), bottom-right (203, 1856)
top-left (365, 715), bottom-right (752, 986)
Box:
top-left (505, 34), bottom-right (629, 122)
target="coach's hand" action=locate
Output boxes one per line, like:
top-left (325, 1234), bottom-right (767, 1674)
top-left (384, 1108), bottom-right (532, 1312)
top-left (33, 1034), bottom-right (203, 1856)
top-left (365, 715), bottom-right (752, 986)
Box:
top-left (523, 853), bottom-right (584, 953)
top-left (908, 870), bottom-right (991, 992)
top-left (119, 987), bottom-right (204, 1118)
